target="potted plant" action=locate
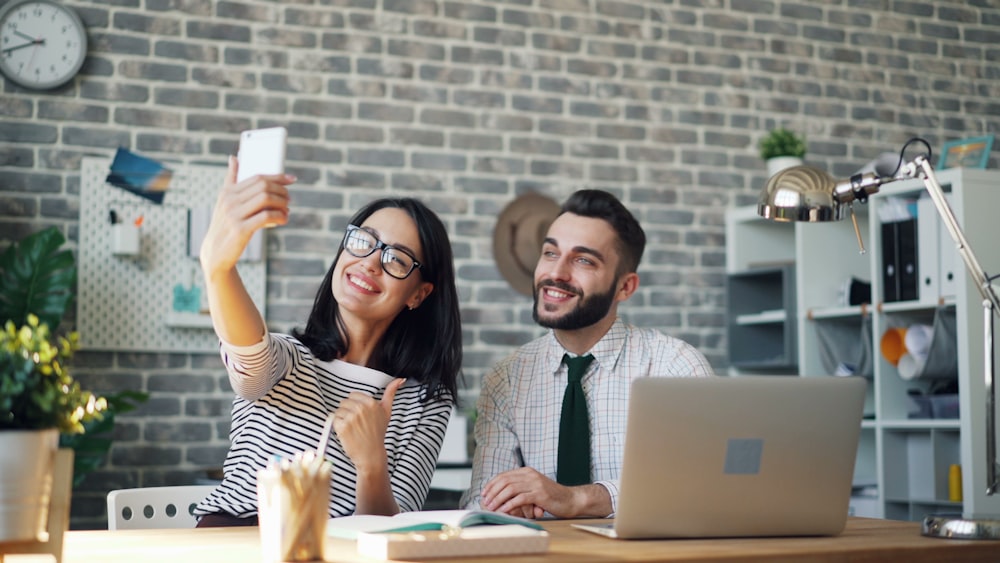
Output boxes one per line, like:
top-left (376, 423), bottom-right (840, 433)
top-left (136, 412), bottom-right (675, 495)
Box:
top-left (0, 227), bottom-right (107, 541)
top-left (759, 127), bottom-right (807, 176)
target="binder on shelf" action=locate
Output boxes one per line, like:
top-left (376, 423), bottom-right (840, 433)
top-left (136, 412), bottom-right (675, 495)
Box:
top-left (881, 221), bottom-right (900, 303)
top-left (916, 198), bottom-right (940, 305)
top-left (940, 235), bottom-right (959, 299)
top-left (880, 217), bottom-right (918, 303)
top-left (897, 218), bottom-right (919, 302)
top-left (938, 193), bottom-right (959, 299)
top-left (915, 193), bottom-right (959, 302)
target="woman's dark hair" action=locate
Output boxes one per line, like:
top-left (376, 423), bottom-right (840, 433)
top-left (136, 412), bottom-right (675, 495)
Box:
top-left (559, 189), bottom-right (646, 276)
top-left (292, 198), bottom-right (462, 404)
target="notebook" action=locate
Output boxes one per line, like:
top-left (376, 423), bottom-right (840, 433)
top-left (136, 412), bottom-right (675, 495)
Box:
top-left (574, 375), bottom-right (866, 539)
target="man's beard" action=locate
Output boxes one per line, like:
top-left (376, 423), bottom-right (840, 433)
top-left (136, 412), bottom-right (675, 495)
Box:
top-left (533, 279), bottom-right (617, 330)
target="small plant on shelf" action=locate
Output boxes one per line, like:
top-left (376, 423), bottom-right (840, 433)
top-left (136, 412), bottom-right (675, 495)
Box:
top-left (759, 127), bottom-right (807, 160)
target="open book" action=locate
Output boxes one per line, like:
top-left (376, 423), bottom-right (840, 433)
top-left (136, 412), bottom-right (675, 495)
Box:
top-left (326, 509), bottom-right (544, 540)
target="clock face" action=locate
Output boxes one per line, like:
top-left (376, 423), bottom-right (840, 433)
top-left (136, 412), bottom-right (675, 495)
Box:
top-left (0, 0), bottom-right (87, 90)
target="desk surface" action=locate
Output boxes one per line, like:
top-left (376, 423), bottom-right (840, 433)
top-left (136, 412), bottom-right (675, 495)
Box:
top-left (7, 517), bottom-right (998, 563)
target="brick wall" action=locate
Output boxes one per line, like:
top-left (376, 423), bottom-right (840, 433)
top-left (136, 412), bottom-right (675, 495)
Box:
top-left (1, 0), bottom-right (998, 528)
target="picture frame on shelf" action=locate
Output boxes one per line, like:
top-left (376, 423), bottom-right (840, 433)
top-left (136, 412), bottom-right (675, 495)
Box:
top-left (937, 135), bottom-right (993, 170)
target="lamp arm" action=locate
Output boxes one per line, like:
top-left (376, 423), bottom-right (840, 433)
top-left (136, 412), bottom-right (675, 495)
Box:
top-left (904, 155), bottom-right (1000, 497)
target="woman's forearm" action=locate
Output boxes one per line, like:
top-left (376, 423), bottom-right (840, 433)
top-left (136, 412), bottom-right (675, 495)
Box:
top-left (203, 266), bottom-right (266, 346)
top-left (352, 459), bottom-right (400, 515)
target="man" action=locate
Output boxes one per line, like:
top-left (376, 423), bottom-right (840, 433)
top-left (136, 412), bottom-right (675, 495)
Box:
top-left (462, 189), bottom-right (714, 519)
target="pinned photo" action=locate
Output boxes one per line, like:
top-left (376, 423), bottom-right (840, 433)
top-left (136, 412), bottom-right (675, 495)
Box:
top-left (105, 147), bottom-right (173, 204)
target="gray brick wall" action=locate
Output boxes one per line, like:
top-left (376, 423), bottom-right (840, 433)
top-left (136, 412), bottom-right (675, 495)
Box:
top-left (1, 0), bottom-right (998, 528)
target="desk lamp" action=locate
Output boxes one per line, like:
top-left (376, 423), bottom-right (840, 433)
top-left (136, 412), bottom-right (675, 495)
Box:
top-left (756, 138), bottom-right (1000, 540)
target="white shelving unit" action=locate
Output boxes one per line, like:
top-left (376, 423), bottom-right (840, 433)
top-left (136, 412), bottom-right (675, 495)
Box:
top-left (725, 167), bottom-right (1000, 522)
top-left (724, 206), bottom-right (797, 374)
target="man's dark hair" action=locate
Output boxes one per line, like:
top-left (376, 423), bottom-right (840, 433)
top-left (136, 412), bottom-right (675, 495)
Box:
top-left (559, 189), bottom-right (646, 275)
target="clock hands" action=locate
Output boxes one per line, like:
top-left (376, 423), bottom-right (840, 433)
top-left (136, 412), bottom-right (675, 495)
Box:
top-left (1, 31), bottom-right (45, 78)
top-left (2, 39), bottom-right (44, 56)
top-left (2, 31), bottom-right (45, 56)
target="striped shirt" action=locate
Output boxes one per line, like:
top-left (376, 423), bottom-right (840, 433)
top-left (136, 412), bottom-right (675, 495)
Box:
top-left (461, 318), bottom-right (714, 516)
top-left (195, 332), bottom-right (452, 520)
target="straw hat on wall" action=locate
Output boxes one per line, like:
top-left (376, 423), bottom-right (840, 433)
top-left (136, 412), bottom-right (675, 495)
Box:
top-left (492, 193), bottom-right (561, 296)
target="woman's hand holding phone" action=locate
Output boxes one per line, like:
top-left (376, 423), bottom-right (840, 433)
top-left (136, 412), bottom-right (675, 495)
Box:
top-left (199, 127), bottom-right (295, 346)
top-left (200, 127), bottom-right (294, 277)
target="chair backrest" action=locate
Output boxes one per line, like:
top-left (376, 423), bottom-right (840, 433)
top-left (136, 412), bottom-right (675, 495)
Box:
top-left (106, 485), bottom-right (216, 530)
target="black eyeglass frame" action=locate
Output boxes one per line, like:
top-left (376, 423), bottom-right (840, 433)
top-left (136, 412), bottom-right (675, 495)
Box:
top-left (341, 224), bottom-right (423, 280)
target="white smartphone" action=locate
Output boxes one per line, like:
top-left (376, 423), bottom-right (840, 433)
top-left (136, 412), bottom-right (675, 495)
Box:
top-left (236, 126), bottom-right (287, 183)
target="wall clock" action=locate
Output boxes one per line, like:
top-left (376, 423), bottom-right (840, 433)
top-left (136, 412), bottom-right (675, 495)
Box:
top-left (0, 0), bottom-right (87, 90)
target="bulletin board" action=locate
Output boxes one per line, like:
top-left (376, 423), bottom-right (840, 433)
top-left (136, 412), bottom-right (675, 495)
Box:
top-left (77, 157), bottom-right (266, 353)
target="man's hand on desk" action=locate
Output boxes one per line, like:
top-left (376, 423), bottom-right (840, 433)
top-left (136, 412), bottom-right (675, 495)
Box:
top-left (480, 467), bottom-right (611, 519)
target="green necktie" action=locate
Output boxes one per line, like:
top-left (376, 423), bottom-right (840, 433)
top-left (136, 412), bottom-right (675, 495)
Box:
top-left (557, 353), bottom-right (595, 486)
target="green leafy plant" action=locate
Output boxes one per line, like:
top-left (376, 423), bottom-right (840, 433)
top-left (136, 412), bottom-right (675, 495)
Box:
top-left (0, 226), bottom-right (76, 332)
top-left (0, 315), bottom-right (105, 433)
top-left (759, 128), bottom-right (807, 160)
top-left (0, 227), bottom-right (147, 484)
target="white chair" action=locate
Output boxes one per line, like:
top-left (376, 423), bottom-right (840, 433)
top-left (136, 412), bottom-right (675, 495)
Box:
top-left (106, 485), bottom-right (216, 530)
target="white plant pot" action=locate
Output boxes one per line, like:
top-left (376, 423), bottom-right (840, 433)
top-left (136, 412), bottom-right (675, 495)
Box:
top-left (766, 156), bottom-right (804, 177)
top-left (0, 428), bottom-right (58, 542)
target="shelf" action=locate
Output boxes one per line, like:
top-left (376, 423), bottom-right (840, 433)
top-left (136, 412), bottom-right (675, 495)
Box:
top-left (730, 358), bottom-right (798, 370)
top-left (164, 312), bottom-right (214, 329)
top-left (806, 306), bottom-right (867, 320)
top-left (725, 169), bottom-right (1000, 522)
top-left (885, 497), bottom-right (961, 507)
top-left (880, 419), bottom-right (961, 430)
top-left (735, 309), bottom-right (786, 325)
top-left (878, 299), bottom-right (955, 314)
top-left (726, 265), bottom-right (796, 370)
top-left (725, 209), bottom-right (795, 272)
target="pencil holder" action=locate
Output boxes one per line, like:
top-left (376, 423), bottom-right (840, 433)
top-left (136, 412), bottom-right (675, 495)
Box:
top-left (257, 452), bottom-right (331, 562)
top-left (111, 224), bottom-right (140, 256)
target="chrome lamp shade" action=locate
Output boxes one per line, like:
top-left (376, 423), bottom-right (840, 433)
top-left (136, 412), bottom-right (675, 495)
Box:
top-left (757, 165), bottom-right (847, 223)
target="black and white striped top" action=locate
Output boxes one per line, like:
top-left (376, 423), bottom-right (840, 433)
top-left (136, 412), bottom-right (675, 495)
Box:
top-left (194, 332), bottom-right (452, 519)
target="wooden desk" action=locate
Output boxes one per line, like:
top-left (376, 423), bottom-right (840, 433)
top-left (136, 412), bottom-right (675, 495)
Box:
top-left (7, 517), bottom-right (996, 562)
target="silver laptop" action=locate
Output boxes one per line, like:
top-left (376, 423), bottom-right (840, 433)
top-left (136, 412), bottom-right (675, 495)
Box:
top-left (574, 375), bottom-right (866, 539)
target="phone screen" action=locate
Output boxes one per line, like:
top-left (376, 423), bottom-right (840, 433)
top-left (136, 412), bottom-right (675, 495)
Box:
top-left (236, 126), bottom-right (287, 183)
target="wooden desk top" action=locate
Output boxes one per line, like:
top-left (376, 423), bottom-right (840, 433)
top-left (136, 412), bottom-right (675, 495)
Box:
top-left (22, 517), bottom-right (998, 562)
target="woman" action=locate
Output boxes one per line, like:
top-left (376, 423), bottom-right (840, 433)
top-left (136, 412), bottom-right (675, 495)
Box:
top-left (194, 156), bottom-right (462, 526)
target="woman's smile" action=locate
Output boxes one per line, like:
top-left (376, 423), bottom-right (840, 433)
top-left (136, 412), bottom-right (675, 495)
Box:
top-left (346, 271), bottom-right (380, 294)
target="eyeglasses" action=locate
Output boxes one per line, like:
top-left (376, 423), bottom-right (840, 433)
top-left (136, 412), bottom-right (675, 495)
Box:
top-left (341, 225), bottom-right (422, 280)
